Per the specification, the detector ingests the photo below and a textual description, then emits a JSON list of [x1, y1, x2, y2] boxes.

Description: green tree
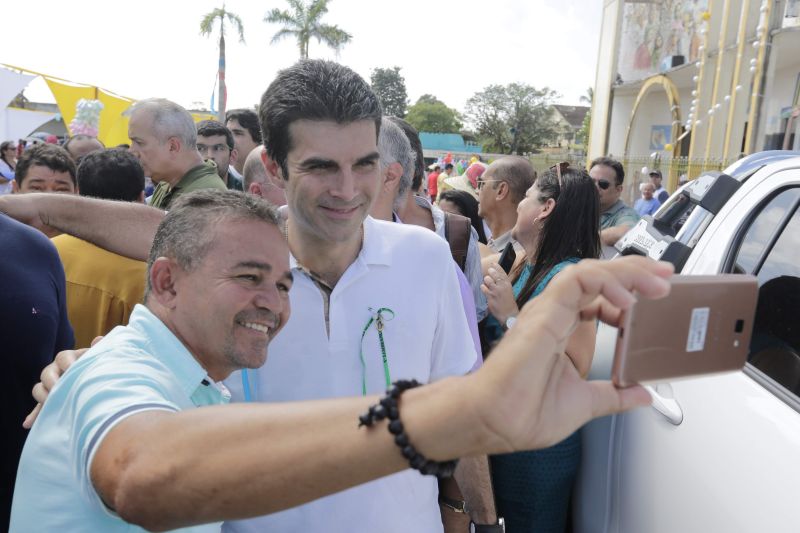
[[200, 5, 245, 122], [405, 96, 462, 133], [265, 0, 351, 59], [576, 87, 593, 147], [465, 83, 559, 154], [370, 67, 408, 118]]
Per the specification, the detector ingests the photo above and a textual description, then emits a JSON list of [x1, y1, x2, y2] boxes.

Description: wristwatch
[[504, 315, 517, 330], [470, 517, 505, 532]]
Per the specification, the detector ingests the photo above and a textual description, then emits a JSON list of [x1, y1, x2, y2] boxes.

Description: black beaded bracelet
[[358, 379, 458, 479]]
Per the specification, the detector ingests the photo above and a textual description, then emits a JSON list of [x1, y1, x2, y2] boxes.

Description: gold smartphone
[[612, 274, 759, 387]]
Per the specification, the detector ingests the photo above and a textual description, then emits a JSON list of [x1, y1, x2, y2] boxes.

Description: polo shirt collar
[[287, 215, 392, 271], [603, 199, 627, 217], [129, 304, 229, 405]]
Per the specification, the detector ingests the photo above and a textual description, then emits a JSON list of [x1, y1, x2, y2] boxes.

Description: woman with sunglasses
[[0, 141, 17, 195], [481, 165, 600, 532]]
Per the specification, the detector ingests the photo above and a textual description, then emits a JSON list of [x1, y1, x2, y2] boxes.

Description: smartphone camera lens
[[734, 319, 744, 333]]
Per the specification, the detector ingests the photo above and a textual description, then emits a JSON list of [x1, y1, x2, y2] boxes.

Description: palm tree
[[200, 5, 245, 122], [265, 0, 352, 59], [580, 87, 594, 106]]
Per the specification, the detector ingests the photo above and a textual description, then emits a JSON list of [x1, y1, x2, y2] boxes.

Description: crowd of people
[[0, 59, 675, 533]]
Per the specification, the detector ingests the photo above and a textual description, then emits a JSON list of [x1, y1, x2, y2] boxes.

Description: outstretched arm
[[0, 193, 162, 261], [90, 257, 669, 531]]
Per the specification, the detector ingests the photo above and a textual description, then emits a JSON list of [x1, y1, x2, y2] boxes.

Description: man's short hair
[[445, 163, 454, 171], [387, 116, 425, 192], [243, 146, 268, 190], [488, 156, 536, 204], [129, 98, 197, 149], [590, 156, 625, 185], [225, 108, 262, 144], [77, 148, 144, 202], [378, 118, 415, 207], [15, 144, 77, 188], [259, 59, 383, 179], [145, 190, 281, 299], [197, 120, 234, 150]]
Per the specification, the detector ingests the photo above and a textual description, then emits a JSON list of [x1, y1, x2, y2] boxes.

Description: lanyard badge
[[359, 307, 395, 395]]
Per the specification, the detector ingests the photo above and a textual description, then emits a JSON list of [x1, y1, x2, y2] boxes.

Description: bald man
[[63, 135, 104, 163], [242, 146, 286, 207]]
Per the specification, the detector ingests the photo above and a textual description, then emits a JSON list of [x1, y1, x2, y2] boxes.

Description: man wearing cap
[[649, 170, 669, 203]]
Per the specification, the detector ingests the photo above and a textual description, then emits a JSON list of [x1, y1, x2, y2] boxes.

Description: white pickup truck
[[574, 151, 800, 533]]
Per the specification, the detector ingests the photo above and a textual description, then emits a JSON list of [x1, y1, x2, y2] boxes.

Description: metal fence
[[526, 154, 735, 205]]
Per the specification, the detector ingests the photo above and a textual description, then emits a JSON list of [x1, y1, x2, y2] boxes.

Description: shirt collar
[[603, 199, 627, 216], [287, 215, 392, 273], [129, 304, 227, 404]]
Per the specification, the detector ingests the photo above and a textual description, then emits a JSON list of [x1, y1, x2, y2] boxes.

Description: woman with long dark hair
[[437, 189, 489, 244], [0, 141, 17, 195], [481, 164, 600, 532]]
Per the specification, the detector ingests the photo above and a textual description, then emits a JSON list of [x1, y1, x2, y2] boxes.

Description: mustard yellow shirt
[[51, 235, 146, 348]]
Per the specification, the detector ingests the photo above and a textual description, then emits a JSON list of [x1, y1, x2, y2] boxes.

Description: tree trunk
[[218, 31, 227, 122]]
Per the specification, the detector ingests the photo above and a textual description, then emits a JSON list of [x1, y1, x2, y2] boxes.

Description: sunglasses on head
[[549, 161, 569, 189]]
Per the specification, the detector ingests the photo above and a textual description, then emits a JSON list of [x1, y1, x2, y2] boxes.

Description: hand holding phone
[[498, 242, 517, 274], [612, 274, 758, 387]]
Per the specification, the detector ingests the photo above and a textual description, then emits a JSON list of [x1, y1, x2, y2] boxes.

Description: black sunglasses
[[596, 179, 612, 190]]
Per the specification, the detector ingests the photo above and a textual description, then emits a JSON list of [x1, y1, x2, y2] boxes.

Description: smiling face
[[172, 220, 292, 379], [281, 119, 381, 244]]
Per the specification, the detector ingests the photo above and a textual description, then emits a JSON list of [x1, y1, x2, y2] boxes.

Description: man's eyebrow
[[356, 152, 380, 165], [233, 261, 273, 272], [298, 157, 338, 169]]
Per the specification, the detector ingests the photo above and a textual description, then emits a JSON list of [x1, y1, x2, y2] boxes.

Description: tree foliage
[[370, 67, 408, 118], [576, 87, 593, 146], [265, 0, 351, 58], [465, 83, 560, 154], [405, 95, 462, 133]]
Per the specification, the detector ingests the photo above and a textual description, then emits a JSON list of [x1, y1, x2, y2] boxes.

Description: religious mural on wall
[[619, 0, 709, 83]]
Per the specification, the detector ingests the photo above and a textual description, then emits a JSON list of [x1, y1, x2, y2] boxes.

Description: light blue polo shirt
[[10, 304, 229, 532]]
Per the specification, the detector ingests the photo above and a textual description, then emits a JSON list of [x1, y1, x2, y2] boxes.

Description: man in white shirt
[[222, 60, 495, 533]]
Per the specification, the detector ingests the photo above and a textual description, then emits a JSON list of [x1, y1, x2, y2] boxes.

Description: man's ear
[[384, 162, 403, 192], [495, 181, 510, 202], [248, 182, 263, 197], [148, 257, 180, 309], [261, 148, 285, 182], [167, 136, 182, 155], [229, 147, 238, 167]]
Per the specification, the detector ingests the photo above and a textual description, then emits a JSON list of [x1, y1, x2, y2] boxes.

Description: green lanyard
[[359, 307, 395, 396]]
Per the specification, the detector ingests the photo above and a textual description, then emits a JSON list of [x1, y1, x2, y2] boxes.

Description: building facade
[[589, 0, 800, 194]]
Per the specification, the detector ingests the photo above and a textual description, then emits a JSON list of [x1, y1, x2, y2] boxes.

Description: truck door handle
[[645, 384, 684, 425]]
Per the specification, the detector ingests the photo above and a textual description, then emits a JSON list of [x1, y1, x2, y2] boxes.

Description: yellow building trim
[[623, 75, 683, 190], [704, 0, 733, 161], [723, 0, 752, 159], [688, 2, 714, 163], [744, 0, 774, 153]]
